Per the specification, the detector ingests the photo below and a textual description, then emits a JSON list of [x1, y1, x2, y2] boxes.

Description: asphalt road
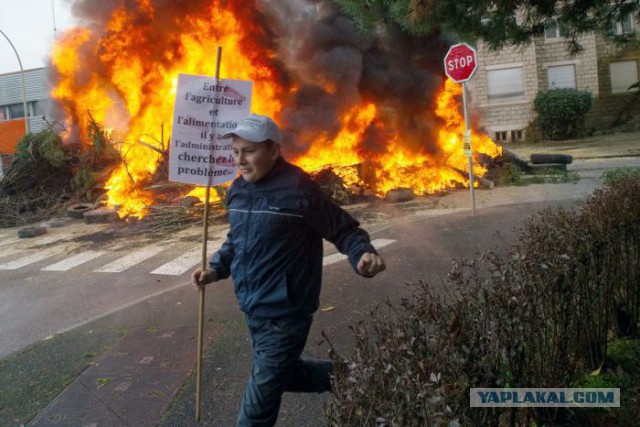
[[2, 153, 639, 360]]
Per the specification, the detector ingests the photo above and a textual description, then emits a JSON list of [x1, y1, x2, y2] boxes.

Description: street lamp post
[[0, 29, 30, 136]]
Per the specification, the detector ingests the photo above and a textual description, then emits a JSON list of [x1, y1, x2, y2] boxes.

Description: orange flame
[[291, 79, 501, 196], [51, 2, 283, 218], [50, 2, 501, 218]]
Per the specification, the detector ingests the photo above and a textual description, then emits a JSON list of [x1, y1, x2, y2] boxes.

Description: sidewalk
[[29, 326, 219, 426], [502, 130, 640, 160], [9, 131, 640, 426]]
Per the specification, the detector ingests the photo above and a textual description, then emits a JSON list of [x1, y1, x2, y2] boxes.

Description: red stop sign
[[444, 43, 478, 83]]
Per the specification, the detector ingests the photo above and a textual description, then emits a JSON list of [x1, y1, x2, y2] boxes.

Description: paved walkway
[[29, 326, 218, 427]]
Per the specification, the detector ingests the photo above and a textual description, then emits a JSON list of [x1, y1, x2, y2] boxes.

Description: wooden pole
[[196, 46, 223, 422]]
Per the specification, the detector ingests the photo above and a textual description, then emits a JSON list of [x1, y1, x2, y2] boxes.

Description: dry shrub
[[327, 174, 640, 426]]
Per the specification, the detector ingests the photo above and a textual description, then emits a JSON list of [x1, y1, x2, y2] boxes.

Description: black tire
[[67, 203, 94, 219], [384, 188, 414, 203], [18, 225, 48, 238], [530, 153, 573, 164]]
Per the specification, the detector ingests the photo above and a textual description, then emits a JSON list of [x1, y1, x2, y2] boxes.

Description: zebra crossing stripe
[[150, 240, 223, 276], [150, 247, 201, 276], [0, 233, 72, 249], [322, 252, 347, 266], [371, 238, 396, 250], [32, 233, 73, 246], [0, 247, 24, 259], [0, 237, 396, 274], [322, 238, 396, 266], [94, 244, 170, 273], [42, 250, 107, 272], [0, 245, 77, 270], [0, 237, 21, 248]]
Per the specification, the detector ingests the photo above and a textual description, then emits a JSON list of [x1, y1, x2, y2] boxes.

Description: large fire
[[50, 0, 501, 218]]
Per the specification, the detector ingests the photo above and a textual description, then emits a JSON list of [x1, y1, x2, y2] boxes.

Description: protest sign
[[169, 74, 252, 186]]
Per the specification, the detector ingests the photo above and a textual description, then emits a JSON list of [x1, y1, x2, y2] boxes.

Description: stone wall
[[470, 31, 640, 140], [533, 33, 599, 95], [590, 36, 640, 129], [470, 43, 538, 141]]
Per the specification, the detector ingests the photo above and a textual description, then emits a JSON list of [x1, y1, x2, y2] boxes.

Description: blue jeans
[[237, 315, 332, 427]]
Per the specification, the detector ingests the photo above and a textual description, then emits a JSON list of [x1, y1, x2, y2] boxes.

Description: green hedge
[[533, 89, 592, 140], [327, 174, 640, 426]]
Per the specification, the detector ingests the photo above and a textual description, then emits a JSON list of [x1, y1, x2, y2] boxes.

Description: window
[[610, 12, 636, 35], [511, 130, 525, 141], [610, 60, 639, 93], [0, 108, 5, 121], [33, 100, 50, 117], [487, 67, 525, 103], [8, 103, 25, 119], [495, 131, 508, 142], [544, 18, 569, 40], [548, 65, 576, 89]]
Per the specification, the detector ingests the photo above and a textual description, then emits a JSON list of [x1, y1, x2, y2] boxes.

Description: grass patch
[[0, 329, 124, 425], [490, 163, 580, 186], [602, 167, 640, 184], [516, 169, 580, 185]]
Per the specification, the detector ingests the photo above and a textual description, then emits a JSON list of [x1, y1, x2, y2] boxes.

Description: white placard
[[169, 74, 252, 186]]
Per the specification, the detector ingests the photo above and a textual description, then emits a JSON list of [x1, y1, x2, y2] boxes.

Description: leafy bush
[[327, 175, 640, 426], [533, 89, 592, 140], [15, 129, 67, 167]]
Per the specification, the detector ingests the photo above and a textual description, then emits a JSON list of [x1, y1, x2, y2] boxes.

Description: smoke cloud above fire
[[53, 0, 447, 156], [266, 0, 450, 158]]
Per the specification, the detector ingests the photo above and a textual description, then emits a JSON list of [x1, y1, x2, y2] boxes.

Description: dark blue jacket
[[210, 157, 377, 319]]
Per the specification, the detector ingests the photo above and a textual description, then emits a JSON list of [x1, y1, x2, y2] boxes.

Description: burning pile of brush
[[44, 0, 502, 222]]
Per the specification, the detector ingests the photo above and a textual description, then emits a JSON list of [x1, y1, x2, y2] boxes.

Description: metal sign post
[[443, 42, 478, 215]]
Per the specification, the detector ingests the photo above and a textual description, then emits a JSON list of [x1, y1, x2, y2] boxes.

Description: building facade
[[0, 67, 52, 154], [469, 20, 640, 143], [0, 67, 54, 177]]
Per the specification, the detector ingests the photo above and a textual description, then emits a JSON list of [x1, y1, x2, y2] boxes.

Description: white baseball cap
[[221, 114, 281, 144]]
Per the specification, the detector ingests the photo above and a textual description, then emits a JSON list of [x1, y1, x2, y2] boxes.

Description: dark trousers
[[237, 315, 332, 427]]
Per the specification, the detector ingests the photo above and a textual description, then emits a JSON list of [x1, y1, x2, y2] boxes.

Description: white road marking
[[42, 250, 107, 272], [0, 244, 78, 270], [322, 238, 396, 266], [0, 236, 396, 274], [0, 237, 21, 248], [94, 244, 171, 273], [0, 247, 24, 259], [32, 233, 72, 246], [0, 232, 71, 249], [371, 238, 396, 250], [322, 252, 347, 266], [150, 240, 223, 276]]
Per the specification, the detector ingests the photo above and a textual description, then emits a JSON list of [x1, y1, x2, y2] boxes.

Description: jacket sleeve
[[209, 231, 234, 280], [208, 186, 236, 280], [305, 185, 377, 274]]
